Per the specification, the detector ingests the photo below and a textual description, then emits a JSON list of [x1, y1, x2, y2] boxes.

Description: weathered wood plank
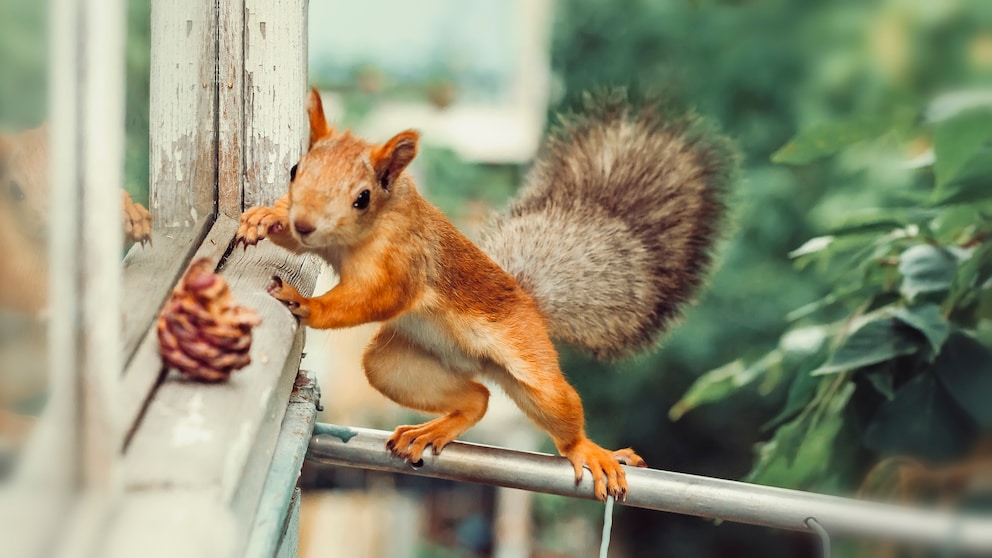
[[115, 2, 317, 557], [120, 215, 239, 445], [121, 0, 222, 365], [122, 242, 319, 552], [149, 0, 216, 227], [243, 0, 308, 207], [218, 0, 245, 218], [120, 215, 213, 363], [244, 370, 320, 558], [102, 491, 238, 558]]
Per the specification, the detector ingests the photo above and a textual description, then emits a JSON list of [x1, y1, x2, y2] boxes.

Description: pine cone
[[157, 258, 262, 382]]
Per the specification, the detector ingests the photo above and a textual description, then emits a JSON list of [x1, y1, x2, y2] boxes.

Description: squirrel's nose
[[293, 219, 316, 236]]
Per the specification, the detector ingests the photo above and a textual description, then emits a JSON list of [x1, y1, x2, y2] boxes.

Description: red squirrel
[[235, 88, 736, 500], [0, 123, 153, 316]]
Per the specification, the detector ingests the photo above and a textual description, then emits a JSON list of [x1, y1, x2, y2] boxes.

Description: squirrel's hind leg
[[363, 326, 490, 464], [485, 339, 647, 501]]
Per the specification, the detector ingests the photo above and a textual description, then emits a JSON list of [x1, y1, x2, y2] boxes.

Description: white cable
[[600, 495, 615, 558], [806, 517, 831, 558]]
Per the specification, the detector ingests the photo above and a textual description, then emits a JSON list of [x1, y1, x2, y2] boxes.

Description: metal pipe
[[307, 424, 992, 553]]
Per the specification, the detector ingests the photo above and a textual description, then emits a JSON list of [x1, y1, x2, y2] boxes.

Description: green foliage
[[674, 93, 992, 492], [933, 109, 992, 191], [771, 114, 910, 165]]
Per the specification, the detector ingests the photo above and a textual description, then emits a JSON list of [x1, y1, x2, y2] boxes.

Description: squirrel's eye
[[289, 163, 298, 182], [353, 189, 370, 210], [8, 181, 24, 202]]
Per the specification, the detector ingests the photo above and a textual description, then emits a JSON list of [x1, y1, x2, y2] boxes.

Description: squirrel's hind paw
[[564, 439, 642, 502], [386, 416, 470, 464], [613, 447, 647, 468]]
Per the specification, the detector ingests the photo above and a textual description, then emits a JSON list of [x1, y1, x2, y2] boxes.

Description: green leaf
[[864, 373, 976, 463], [827, 208, 933, 237], [887, 304, 950, 353], [669, 355, 776, 420], [813, 317, 920, 375], [865, 370, 896, 400], [748, 383, 854, 489], [934, 331, 992, 428], [771, 117, 895, 165], [948, 242, 992, 311], [933, 109, 992, 189], [899, 244, 959, 300], [788, 235, 834, 258], [763, 368, 822, 431], [786, 285, 877, 322], [929, 150, 992, 206], [930, 206, 983, 242]]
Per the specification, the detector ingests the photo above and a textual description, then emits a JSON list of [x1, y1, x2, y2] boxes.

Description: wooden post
[[2, 0, 125, 553], [243, 0, 309, 208], [119, 0, 221, 359], [13, 0, 129, 555], [217, 0, 246, 219], [78, 0, 126, 492], [107, 1, 318, 556], [148, 0, 217, 228]]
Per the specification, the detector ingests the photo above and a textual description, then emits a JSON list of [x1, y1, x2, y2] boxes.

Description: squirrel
[[235, 87, 736, 501], [0, 123, 153, 316]]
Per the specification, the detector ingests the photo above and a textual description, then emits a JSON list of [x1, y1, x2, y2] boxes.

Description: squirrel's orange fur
[[237, 89, 653, 500]]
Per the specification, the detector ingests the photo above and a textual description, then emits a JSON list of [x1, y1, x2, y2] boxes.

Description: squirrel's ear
[[371, 130, 419, 191], [307, 86, 333, 148]]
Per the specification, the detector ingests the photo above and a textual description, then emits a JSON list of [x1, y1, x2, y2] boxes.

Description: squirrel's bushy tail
[[480, 90, 738, 360]]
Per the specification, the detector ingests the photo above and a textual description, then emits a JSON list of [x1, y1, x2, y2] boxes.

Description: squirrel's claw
[[563, 439, 638, 502], [386, 419, 467, 466], [613, 447, 647, 468], [237, 206, 287, 250], [267, 276, 309, 322]]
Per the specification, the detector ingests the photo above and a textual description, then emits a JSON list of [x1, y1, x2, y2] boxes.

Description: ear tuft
[[371, 130, 419, 190], [307, 86, 333, 148]]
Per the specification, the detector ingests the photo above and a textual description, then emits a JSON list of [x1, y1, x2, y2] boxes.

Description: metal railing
[[307, 423, 992, 554]]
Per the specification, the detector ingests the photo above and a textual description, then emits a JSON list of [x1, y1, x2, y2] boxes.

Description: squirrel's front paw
[[267, 276, 310, 322], [562, 439, 645, 502], [236, 206, 286, 248], [122, 190, 153, 246]]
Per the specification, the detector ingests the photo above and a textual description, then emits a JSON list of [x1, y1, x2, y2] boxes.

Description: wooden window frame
[[112, 0, 318, 555], [3, 1, 318, 556]]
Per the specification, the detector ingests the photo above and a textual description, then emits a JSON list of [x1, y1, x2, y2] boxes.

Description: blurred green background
[[0, 0, 150, 208]]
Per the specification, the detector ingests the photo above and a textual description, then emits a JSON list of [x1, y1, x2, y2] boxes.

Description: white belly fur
[[389, 312, 484, 374]]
